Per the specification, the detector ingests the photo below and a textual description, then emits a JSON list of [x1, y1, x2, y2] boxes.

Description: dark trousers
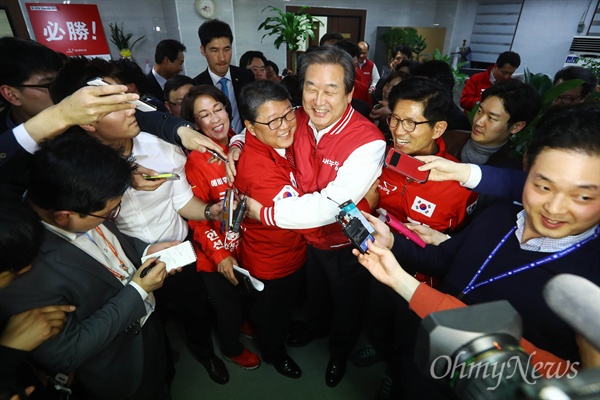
[[253, 267, 302, 361], [306, 245, 372, 357], [201, 271, 244, 357], [154, 264, 214, 359]]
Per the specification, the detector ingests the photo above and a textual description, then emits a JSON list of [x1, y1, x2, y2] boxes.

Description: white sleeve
[[273, 140, 385, 229], [461, 164, 482, 189], [170, 146, 194, 210], [370, 64, 380, 87], [229, 128, 247, 146], [13, 123, 39, 154]]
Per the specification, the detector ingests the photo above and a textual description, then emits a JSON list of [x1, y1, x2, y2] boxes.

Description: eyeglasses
[[553, 94, 583, 104], [12, 82, 53, 90], [168, 101, 183, 107], [79, 202, 122, 222], [252, 108, 296, 130], [386, 114, 433, 132]]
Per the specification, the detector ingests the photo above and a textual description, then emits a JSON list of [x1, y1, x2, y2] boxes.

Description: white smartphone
[[86, 77, 157, 112]]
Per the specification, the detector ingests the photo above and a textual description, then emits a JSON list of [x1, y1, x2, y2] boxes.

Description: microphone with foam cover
[[543, 273, 600, 351]]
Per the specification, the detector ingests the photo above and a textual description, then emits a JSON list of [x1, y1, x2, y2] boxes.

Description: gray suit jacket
[[0, 222, 158, 399]]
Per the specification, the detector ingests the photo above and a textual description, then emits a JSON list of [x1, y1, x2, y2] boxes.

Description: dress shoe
[[325, 357, 347, 388], [198, 356, 230, 384], [269, 355, 302, 379]]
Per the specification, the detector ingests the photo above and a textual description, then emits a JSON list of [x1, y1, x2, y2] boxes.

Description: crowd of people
[[0, 16, 599, 400]]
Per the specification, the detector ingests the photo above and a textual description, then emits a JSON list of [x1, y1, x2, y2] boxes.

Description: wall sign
[[25, 3, 110, 58]]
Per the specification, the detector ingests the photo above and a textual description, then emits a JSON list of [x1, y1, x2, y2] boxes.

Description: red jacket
[[377, 138, 479, 232], [262, 106, 384, 249], [459, 65, 493, 111], [235, 132, 322, 280], [356, 58, 376, 88], [185, 142, 235, 272]]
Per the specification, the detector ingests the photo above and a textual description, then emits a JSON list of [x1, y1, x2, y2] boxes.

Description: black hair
[[334, 40, 360, 59], [481, 80, 541, 126], [28, 128, 135, 214], [384, 71, 409, 86], [154, 39, 186, 64], [319, 32, 344, 46], [112, 58, 148, 94], [163, 75, 194, 101], [180, 84, 232, 125], [298, 45, 355, 95], [266, 60, 279, 75], [50, 57, 118, 103], [388, 76, 452, 126], [394, 45, 413, 60], [0, 37, 63, 105], [411, 60, 455, 93], [553, 66, 598, 98], [280, 75, 301, 107], [239, 80, 291, 122], [0, 192, 44, 273], [496, 51, 521, 68], [198, 19, 233, 47], [526, 103, 600, 169], [395, 59, 415, 72], [239, 51, 267, 69]]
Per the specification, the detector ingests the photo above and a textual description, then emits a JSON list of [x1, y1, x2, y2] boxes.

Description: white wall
[[512, 0, 598, 76]]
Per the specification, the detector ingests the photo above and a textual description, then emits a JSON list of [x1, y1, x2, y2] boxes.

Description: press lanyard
[[458, 226, 599, 299], [86, 227, 130, 281]]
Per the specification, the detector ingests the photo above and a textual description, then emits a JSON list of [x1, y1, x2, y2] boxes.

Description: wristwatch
[[204, 202, 215, 221]]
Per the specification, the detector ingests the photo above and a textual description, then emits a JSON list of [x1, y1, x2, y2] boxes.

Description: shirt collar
[[42, 220, 83, 241], [515, 209, 599, 252], [152, 68, 167, 89], [208, 68, 232, 86]]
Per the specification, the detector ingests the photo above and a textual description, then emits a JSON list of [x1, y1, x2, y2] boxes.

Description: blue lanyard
[[458, 226, 599, 299]]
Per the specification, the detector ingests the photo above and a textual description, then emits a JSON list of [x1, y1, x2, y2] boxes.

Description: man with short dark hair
[[446, 79, 540, 170], [146, 39, 186, 102], [193, 19, 254, 133], [239, 50, 268, 81], [552, 65, 598, 106], [0, 131, 175, 400], [163, 75, 194, 117], [460, 50, 521, 111]]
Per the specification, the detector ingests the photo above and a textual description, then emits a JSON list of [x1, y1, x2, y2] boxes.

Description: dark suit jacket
[[0, 222, 163, 400], [145, 70, 165, 102], [192, 65, 254, 122]]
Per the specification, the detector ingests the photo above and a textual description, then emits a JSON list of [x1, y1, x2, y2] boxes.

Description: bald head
[[358, 41, 369, 64]]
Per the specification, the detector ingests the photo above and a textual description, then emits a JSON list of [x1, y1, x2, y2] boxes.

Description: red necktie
[[285, 147, 296, 168]]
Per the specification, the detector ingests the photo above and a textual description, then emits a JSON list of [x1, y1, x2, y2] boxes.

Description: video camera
[[415, 274, 600, 400]]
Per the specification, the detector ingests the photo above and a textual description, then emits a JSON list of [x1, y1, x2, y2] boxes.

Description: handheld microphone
[[543, 273, 600, 350]]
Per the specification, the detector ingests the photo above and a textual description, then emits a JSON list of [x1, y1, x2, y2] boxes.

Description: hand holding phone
[[385, 148, 429, 183]]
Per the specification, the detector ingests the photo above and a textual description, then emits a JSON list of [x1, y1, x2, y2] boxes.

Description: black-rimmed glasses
[[252, 108, 297, 130], [386, 114, 433, 132], [79, 202, 122, 222]]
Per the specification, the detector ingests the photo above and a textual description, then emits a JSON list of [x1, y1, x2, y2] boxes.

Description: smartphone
[[143, 173, 180, 181], [373, 103, 384, 110], [86, 77, 157, 112], [376, 208, 426, 248], [207, 148, 228, 163], [221, 188, 235, 232], [335, 200, 376, 253], [385, 148, 429, 183]]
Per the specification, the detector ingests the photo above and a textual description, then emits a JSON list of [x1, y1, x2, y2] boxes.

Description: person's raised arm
[[23, 85, 138, 144]]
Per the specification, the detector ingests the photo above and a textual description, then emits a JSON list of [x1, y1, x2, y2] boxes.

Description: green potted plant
[[380, 27, 427, 61], [108, 22, 144, 59], [258, 5, 322, 74]]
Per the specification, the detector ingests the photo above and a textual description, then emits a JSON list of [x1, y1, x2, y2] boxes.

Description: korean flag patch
[[411, 196, 436, 217], [273, 185, 299, 202]]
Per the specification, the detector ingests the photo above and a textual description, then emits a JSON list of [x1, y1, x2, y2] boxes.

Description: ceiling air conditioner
[[564, 36, 600, 67]]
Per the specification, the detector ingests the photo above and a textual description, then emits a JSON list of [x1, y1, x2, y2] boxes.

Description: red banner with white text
[[25, 3, 110, 58]]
